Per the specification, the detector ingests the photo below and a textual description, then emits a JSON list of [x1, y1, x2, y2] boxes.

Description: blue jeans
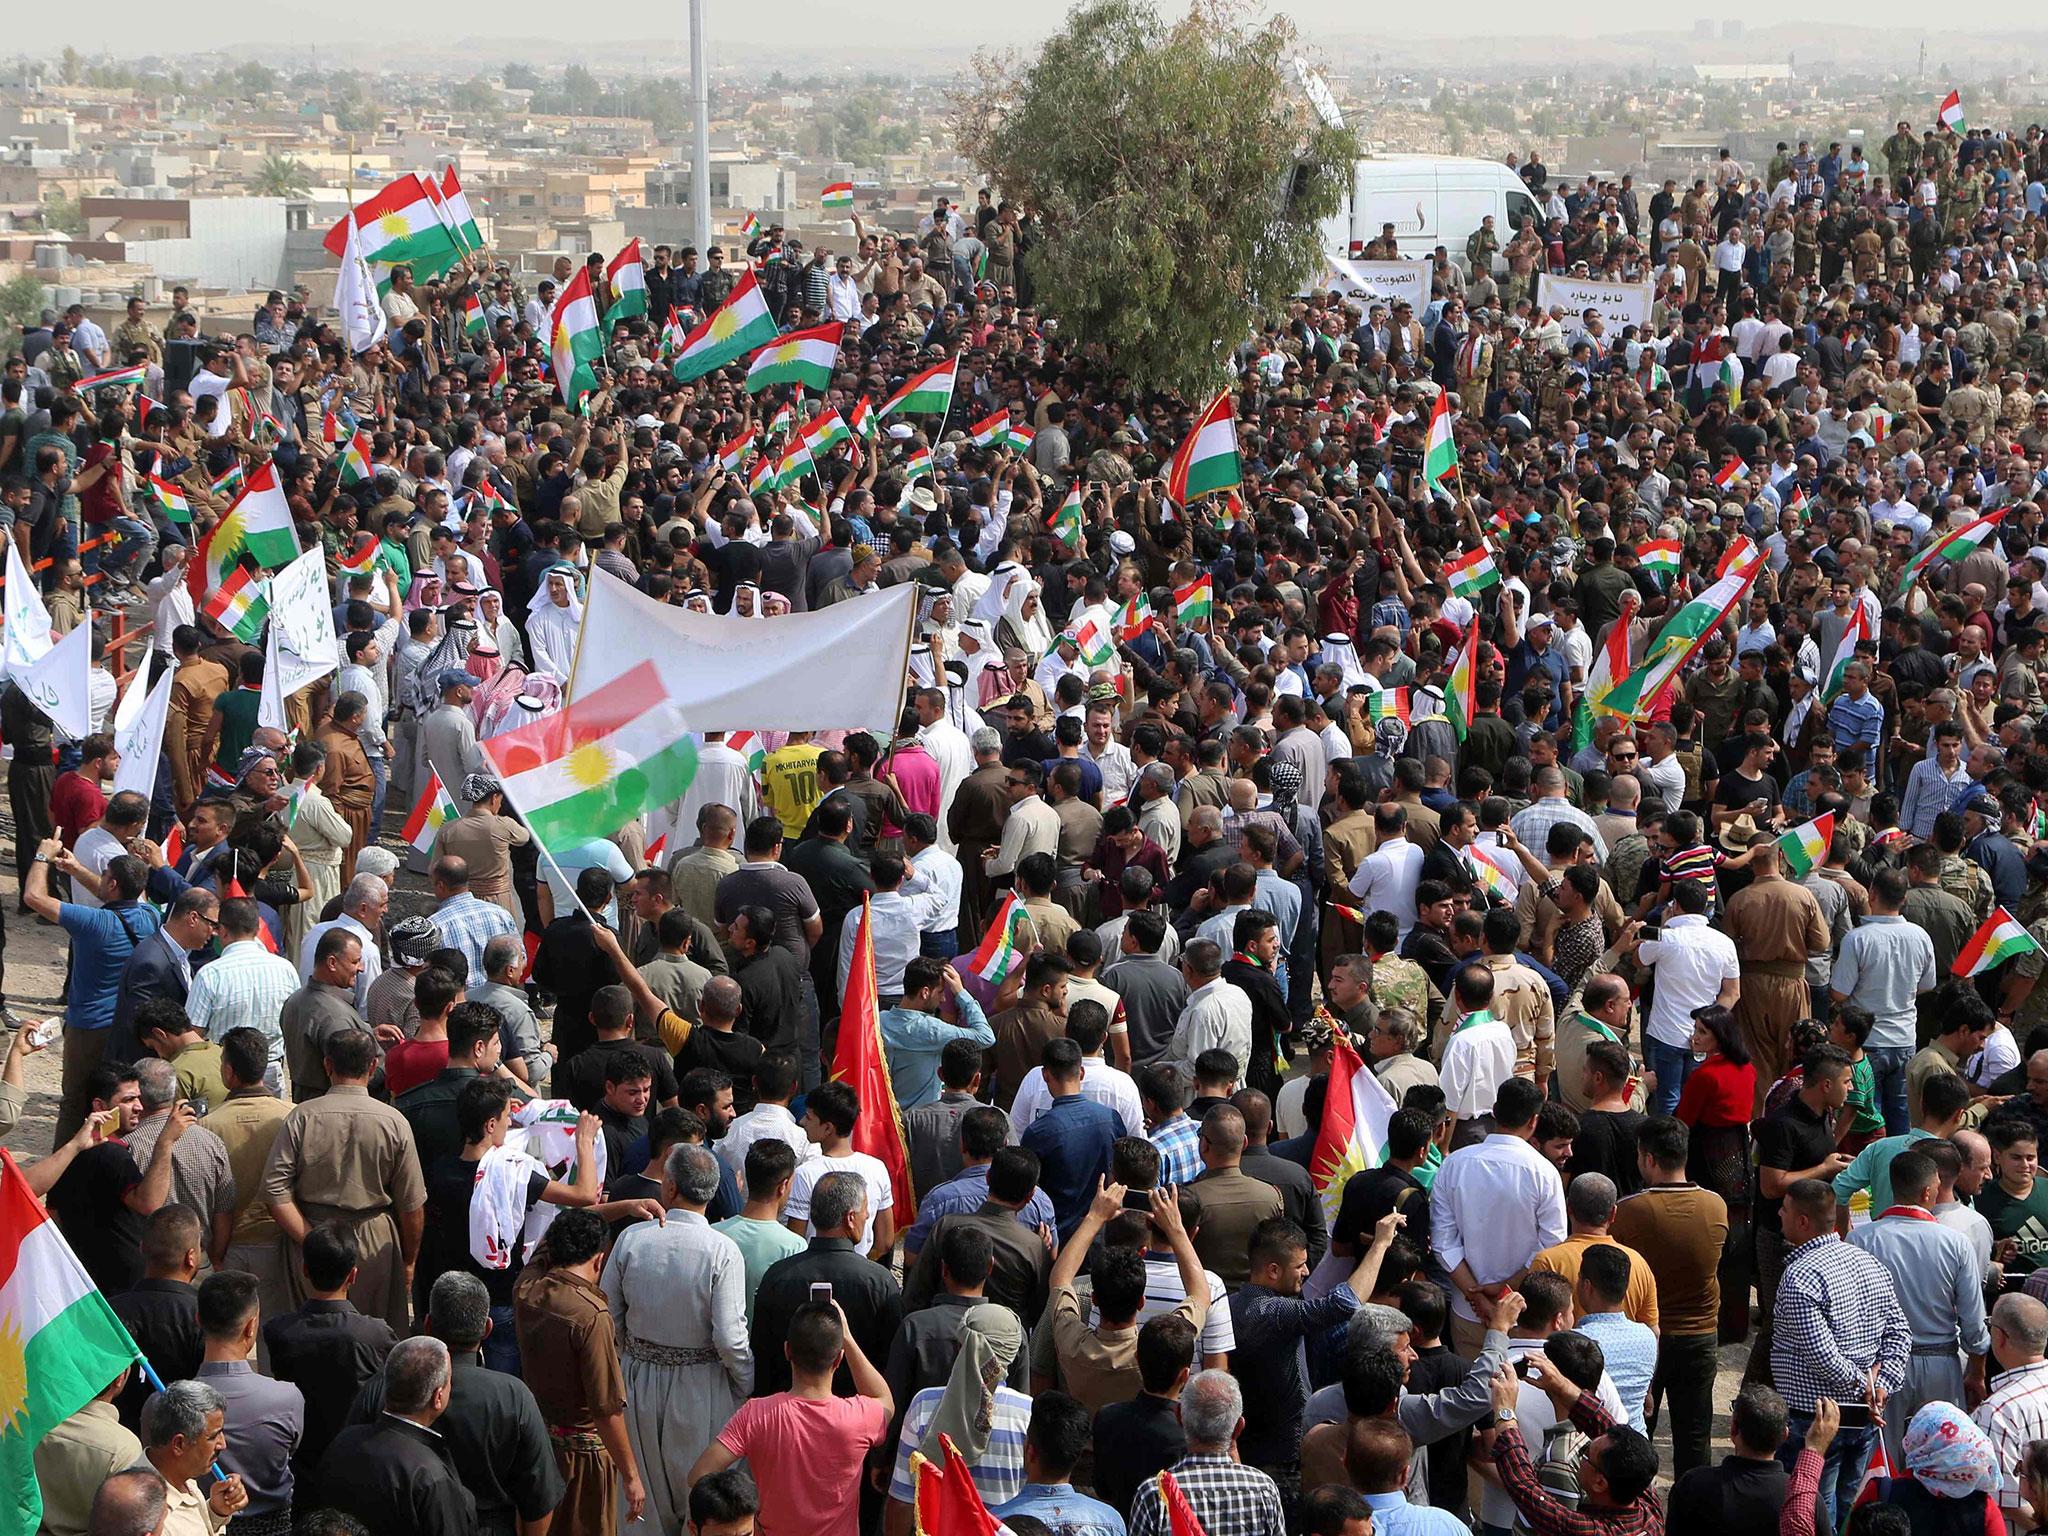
[[367, 752, 388, 843], [1865, 1045, 1912, 1136], [1646, 1038, 1697, 1116], [87, 515, 155, 580], [483, 1303, 521, 1375], [920, 929, 959, 960], [1779, 1414, 1876, 1532]]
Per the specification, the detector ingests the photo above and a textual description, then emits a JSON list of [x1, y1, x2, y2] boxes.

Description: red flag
[[220, 877, 279, 954], [832, 895, 916, 1227], [912, 1434, 1007, 1536], [1159, 1470, 1211, 1536]]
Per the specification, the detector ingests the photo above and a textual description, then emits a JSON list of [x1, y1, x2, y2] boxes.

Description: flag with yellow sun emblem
[[671, 269, 779, 383], [483, 661, 698, 852], [0, 1151, 141, 1535]]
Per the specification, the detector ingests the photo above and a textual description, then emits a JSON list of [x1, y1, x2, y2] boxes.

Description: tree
[[0, 273, 47, 334], [233, 61, 278, 96], [250, 155, 311, 199], [451, 77, 498, 118], [954, 0, 1354, 397], [502, 62, 541, 91], [41, 193, 84, 237]]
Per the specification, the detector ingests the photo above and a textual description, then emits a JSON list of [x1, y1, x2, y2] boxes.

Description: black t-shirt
[[1755, 1096, 1837, 1229], [48, 1140, 146, 1295], [1714, 768, 1780, 816], [564, 1039, 678, 1114], [419, 1154, 548, 1308], [677, 1026, 765, 1110], [1567, 1109, 1646, 1197]]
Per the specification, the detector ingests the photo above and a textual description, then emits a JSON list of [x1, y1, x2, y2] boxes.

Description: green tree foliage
[[502, 62, 541, 91], [954, 0, 1355, 397], [450, 77, 499, 118], [0, 274, 48, 337], [41, 193, 84, 237], [250, 155, 311, 199]]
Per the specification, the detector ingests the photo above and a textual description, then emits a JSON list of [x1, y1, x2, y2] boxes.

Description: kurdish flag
[[188, 461, 301, 603], [1599, 563, 1762, 721], [1174, 574, 1213, 626], [462, 292, 486, 337], [1716, 534, 1764, 582], [339, 429, 374, 486], [1114, 593, 1156, 641], [1638, 539, 1681, 584], [1366, 688, 1411, 726], [1469, 846, 1516, 901], [736, 211, 762, 241], [1048, 483, 1085, 550], [717, 431, 757, 474], [969, 409, 1011, 447], [210, 463, 246, 500], [1896, 506, 2008, 597], [1308, 1030, 1397, 1221], [821, 181, 855, 213], [744, 322, 842, 394], [202, 563, 271, 644], [0, 1150, 146, 1536], [726, 730, 768, 779], [1443, 616, 1479, 742], [1713, 458, 1749, 491], [1585, 608, 1636, 719], [1821, 600, 1873, 701], [1164, 391, 1241, 505], [483, 660, 698, 852], [323, 173, 461, 280], [605, 238, 648, 322], [798, 408, 851, 459], [488, 354, 508, 397], [145, 469, 191, 525], [898, 447, 934, 484], [658, 315, 690, 359], [881, 356, 959, 420], [768, 401, 796, 438], [1782, 483, 1810, 517], [1422, 389, 1457, 491], [70, 364, 148, 394], [1444, 544, 1499, 599], [673, 269, 779, 382], [338, 535, 380, 577], [748, 454, 778, 495], [1777, 812, 1834, 879], [548, 267, 606, 411], [776, 439, 817, 490], [1071, 610, 1116, 668], [849, 396, 877, 442], [439, 167, 483, 250], [1939, 89, 1967, 133], [1955, 907, 2040, 976], [1003, 423, 1035, 453], [403, 769, 458, 857], [968, 892, 1034, 986]]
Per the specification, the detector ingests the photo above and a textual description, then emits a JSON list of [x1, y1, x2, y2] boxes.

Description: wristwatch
[[1495, 1408, 1516, 1424]]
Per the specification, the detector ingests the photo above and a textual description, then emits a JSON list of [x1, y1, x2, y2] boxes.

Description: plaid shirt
[[1974, 1358, 2048, 1483], [1131, 1456, 1284, 1536], [1492, 1392, 1662, 1536], [1768, 1233, 1911, 1416], [186, 939, 302, 1081], [430, 892, 522, 987], [1149, 1113, 1202, 1187]]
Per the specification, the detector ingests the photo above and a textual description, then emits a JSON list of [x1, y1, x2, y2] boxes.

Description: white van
[[1320, 154, 1545, 274]]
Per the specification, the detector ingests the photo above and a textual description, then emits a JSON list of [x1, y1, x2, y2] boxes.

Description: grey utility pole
[[690, 0, 711, 254]]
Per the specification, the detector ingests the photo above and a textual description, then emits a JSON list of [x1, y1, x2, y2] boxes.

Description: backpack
[[1510, 1416, 1589, 1536]]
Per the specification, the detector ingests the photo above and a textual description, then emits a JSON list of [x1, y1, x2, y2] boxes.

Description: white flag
[[260, 549, 340, 739], [337, 212, 389, 355], [15, 619, 91, 739], [111, 666, 174, 801], [1, 541, 53, 680]]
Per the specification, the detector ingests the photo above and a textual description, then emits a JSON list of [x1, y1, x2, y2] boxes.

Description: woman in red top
[[1675, 1002, 1758, 1340]]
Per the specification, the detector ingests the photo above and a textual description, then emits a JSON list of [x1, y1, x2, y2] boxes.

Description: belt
[[622, 1337, 722, 1368], [548, 1425, 606, 1452], [1911, 1341, 1966, 1357], [1747, 960, 1808, 979]]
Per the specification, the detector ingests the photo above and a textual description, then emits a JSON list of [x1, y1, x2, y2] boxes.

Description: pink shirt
[[886, 744, 943, 833], [718, 1393, 889, 1536]]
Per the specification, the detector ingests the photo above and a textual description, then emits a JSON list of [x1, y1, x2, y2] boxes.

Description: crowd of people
[[20, 118, 2048, 1536]]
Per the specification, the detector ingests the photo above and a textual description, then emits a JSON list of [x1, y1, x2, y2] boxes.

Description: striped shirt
[[186, 939, 303, 1083], [1577, 1311, 1659, 1432], [888, 1384, 1032, 1506], [1974, 1359, 2048, 1485]]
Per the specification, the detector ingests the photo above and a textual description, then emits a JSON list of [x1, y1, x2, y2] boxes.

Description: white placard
[[1536, 273, 1654, 332], [1317, 257, 1431, 315]]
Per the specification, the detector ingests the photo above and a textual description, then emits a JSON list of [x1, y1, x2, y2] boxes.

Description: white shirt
[[1349, 834, 1424, 941], [1010, 1056, 1145, 1139], [1084, 739, 1138, 807], [1638, 752, 1686, 817], [901, 846, 963, 936], [918, 721, 977, 853], [189, 369, 231, 436], [1438, 1015, 1518, 1120], [1637, 913, 1740, 1048], [717, 1101, 816, 1180], [1166, 978, 1253, 1082], [1430, 1132, 1567, 1321], [837, 890, 936, 1003], [70, 826, 127, 911], [147, 568, 196, 656], [826, 273, 863, 322], [786, 1149, 894, 1254]]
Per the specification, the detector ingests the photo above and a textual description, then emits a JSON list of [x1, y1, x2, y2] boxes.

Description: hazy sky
[[14, 2, 2048, 59]]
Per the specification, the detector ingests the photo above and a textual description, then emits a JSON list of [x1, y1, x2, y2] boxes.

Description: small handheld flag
[[1955, 907, 2041, 977]]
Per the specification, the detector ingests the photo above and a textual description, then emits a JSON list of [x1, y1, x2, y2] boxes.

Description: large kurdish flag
[[605, 238, 648, 322], [485, 661, 698, 850], [0, 1151, 143, 1536], [1444, 544, 1499, 599], [968, 893, 1032, 986], [674, 270, 780, 382], [188, 462, 301, 603], [1896, 506, 2007, 597], [322, 173, 462, 282], [1443, 616, 1479, 741], [1165, 391, 1241, 505], [1956, 907, 2040, 976], [548, 268, 605, 411], [881, 357, 958, 419], [203, 564, 271, 644], [745, 322, 843, 394]]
